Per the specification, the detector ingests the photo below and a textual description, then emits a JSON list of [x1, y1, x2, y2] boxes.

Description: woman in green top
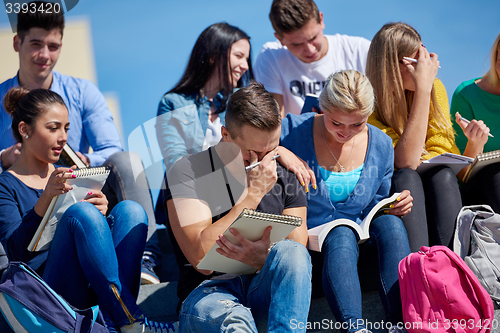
[[451, 32, 500, 212]]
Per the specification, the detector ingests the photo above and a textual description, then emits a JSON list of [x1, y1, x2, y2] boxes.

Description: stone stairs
[[1, 226, 499, 332]]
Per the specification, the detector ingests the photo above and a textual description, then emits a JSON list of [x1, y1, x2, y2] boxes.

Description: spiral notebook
[[197, 208, 302, 274], [28, 166, 110, 252], [463, 150, 500, 183]]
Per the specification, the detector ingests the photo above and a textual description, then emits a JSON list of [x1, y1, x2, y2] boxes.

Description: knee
[[112, 200, 148, 227], [372, 215, 409, 244], [431, 166, 459, 185], [269, 240, 311, 274], [323, 226, 358, 252], [392, 168, 420, 183], [393, 168, 421, 187], [106, 151, 144, 172], [60, 202, 107, 229], [62, 201, 103, 221]]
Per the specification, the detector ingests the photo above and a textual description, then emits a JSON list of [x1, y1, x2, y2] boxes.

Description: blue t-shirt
[[320, 164, 364, 205]]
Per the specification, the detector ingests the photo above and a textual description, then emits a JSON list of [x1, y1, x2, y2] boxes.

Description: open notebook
[[464, 150, 500, 183], [28, 166, 110, 252], [197, 208, 302, 274]]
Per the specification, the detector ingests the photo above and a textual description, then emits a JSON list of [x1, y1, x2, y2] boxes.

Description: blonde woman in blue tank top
[[281, 70, 412, 333]]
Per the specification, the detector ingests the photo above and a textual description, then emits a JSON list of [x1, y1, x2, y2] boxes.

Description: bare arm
[[167, 150, 279, 274], [283, 206, 308, 247], [276, 146, 317, 190], [394, 46, 439, 169]]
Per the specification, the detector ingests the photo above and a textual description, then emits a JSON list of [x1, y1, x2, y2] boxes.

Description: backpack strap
[[208, 147, 235, 207]]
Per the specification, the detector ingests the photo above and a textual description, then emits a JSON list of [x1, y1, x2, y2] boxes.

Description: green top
[[451, 78, 500, 154]]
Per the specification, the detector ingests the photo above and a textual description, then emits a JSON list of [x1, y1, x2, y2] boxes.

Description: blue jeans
[[179, 240, 312, 333], [42, 200, 147, 328], [321, 215, 410, 333]]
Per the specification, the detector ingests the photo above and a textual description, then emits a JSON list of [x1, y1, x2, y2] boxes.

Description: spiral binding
[[477, 150, 500, 162], [240, 208, 302, 226], [72, 166, 110, 177]]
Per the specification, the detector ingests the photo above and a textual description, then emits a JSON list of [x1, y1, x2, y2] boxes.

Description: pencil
[[245, 155, 280, 171], [403, 57, 441, 68], [459, 116, 494, 138]]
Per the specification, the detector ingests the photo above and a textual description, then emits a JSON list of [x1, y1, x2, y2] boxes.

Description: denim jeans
[[42, 200, 147, 328], [179, 240, 312, 333], [102, 151, 156, 240], [321, 215, 410, 333]]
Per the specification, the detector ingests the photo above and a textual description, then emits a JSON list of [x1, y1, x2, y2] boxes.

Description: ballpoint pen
[[458, 116, 494, 138], [245, 155, 280, 171], [403, 57, 441, 68]]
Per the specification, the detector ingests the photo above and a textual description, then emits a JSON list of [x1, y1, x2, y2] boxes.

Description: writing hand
[[247, 149, 278, 200], [455, 112, 489, 150]]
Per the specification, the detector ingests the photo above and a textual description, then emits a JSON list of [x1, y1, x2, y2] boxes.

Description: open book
[[197, 208, 302, 274], [308, 192, 401, 252], [417, 153, 473, 175], [57, 143, 87, 169], [463, 150, 500, 183], [28, 166, 110, 252]]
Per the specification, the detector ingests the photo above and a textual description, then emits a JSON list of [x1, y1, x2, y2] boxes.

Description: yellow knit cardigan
[[368, 79, 460, 161]]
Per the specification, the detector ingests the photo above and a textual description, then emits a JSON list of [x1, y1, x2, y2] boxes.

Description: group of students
[[0, 0, 499, 333]]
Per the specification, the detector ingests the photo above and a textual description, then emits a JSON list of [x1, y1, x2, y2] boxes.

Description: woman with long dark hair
[[156, 22, 253, 173]]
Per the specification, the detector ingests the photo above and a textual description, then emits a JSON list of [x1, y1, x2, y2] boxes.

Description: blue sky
[[1, 0, 499, 149]]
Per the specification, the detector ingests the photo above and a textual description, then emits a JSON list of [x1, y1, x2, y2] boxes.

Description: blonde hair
[[366, 22, 452, 137], [484, 32, 500, 86], [319, 70, 374, 116]]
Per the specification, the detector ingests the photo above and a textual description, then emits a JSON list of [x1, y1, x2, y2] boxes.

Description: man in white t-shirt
[[254, 0, 370, 116]]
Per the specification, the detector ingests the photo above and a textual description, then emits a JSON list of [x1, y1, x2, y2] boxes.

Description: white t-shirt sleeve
[[336, 35, 371, 73], [254, 42, 285, 96]]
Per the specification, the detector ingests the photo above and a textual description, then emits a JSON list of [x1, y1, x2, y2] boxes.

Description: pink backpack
[[398, 246, 494, 333]]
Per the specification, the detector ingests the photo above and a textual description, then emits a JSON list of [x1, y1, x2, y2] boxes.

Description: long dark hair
[[169, 22, 254, 113]]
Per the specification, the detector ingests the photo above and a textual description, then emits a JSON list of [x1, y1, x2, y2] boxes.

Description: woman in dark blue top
[[0, 87, 170, 332]]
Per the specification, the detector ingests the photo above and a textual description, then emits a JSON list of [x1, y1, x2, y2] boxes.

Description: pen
[[403, 57, 441, 68], [458, 116, 494, 138], [245, 155, 280, 171]]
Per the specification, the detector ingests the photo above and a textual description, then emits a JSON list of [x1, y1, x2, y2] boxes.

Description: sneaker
[[141, 256, 160, 285], [120, 317, 179, 333]]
